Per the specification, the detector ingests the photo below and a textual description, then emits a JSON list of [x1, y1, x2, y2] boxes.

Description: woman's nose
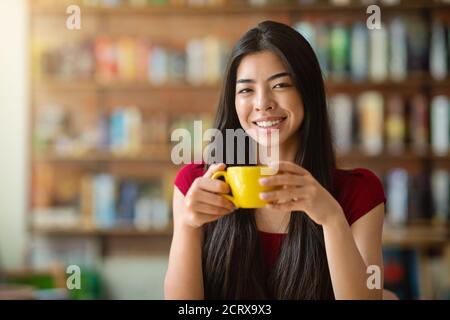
[[254, 91, 275, 112]]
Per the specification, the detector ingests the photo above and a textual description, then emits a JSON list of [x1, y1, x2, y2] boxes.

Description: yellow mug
[[211, 166, 276, 209]]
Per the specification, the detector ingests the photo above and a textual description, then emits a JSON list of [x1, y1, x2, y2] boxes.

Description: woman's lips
[[252, 117, 287, 130]]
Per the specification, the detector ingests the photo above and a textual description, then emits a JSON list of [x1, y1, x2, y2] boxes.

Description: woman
[[165, 20, 386, 300]]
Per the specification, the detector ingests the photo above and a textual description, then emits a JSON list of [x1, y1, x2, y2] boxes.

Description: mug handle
[[211, 171, 238, 208]]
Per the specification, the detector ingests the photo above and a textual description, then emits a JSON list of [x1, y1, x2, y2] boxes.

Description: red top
[[174, 163, 386, 273]]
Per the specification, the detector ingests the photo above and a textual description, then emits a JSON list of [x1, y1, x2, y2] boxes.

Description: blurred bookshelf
[[28, 0, 450, 299]]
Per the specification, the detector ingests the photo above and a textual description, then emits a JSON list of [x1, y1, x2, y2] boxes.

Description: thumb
[[203, 163, 226, 178]]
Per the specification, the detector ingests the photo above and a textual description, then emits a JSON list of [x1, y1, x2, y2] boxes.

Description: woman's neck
[[255, 207, 291, 234]]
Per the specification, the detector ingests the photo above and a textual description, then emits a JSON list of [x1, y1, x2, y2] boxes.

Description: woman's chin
[[256, 139, 281, 149]]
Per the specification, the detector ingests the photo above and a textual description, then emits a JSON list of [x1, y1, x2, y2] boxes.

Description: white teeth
[[255, 119, 283, 128]]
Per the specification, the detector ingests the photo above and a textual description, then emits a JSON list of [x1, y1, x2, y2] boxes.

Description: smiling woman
[[235, 51, 304, 156], [165, 20, 386, 300]]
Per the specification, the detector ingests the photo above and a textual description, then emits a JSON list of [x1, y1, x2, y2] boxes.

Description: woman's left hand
[[259, 161, 344, 226]]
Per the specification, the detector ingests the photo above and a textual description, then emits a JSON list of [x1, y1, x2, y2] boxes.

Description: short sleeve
[[173, 163, 206, 196], [340, 168, 386, 226]]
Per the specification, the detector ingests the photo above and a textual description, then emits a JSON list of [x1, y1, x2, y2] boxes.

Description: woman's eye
[[237, 88, 252, 94], [273, 83, 291, 89]]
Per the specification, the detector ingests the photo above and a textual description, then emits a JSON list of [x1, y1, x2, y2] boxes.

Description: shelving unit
[[28, 0, 450, 299]]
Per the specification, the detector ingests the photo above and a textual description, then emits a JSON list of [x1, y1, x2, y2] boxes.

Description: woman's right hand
[[181, 163, 236, 229]]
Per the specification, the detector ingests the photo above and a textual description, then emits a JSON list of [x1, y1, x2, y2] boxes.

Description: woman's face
[[235, 50, 304, 151]]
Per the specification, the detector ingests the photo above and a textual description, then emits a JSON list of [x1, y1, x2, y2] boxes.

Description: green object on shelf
[[7, 274, 54, 291], [67, 268, 102, 300], [6, 267, 103, 300]]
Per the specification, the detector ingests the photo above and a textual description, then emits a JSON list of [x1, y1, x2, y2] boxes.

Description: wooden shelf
[[31, 226, 173, 237], [34, 79, 219, 92], [32, 223, 450, 249], [33, 146, 172, 163], [30, 2, 450, 16], [383, 224, 450, 248], [33, 149, 450, 165]]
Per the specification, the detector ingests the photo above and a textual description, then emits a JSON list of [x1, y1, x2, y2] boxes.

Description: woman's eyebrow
[[267, 72, 291, 82], [236, 72, 291, 84]]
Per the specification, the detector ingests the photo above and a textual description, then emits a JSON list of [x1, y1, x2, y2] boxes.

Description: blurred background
[[0, 0, 449, 300]]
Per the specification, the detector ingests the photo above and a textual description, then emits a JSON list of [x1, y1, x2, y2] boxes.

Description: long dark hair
[[202, 20, 336, 299]]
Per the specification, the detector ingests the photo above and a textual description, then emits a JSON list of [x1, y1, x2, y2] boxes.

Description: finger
[[194, 189, 235, 211], [193, 201, 234, 216], [194, 212, 226, 226], [260, 187, 305, 203], [197, 177, 230, 194], [259, 173, 307, 187], [203, 163, 226, 179], [269, 161, 309, 176]]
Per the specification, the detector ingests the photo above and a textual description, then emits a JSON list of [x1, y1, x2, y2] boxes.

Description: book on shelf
[[385, 168, 409, 225], [136, 38, 150, 82], [78, 174, 171, 231], [405, 17, 429, 75], [384, 168, 449, 225], [34, 102, 214, 158], [28, 235, 102, 269], [383, 248, 421, 300], [409, 94, 429, 155], [328, 94, 353, 154], [32, 164, 54, 209], [389, 17, 407, 82], [186, 39, 204, 86], [168, 49, 187, 84], [204, 36, 222, 85], [430, 20, 448, 81], [35, 19, 450, 85], [32, 207, 80, 230], [149, 45, 169, 85], [94, 37, 117, 82], [431, 169, 450, 224], [357, 91, 384, 155], [117, 37, 138, 82], [117, 180, 139, 225], [350, 22, 368, 82], [385, 94, 406, 155], [430, 95, 449, 156], [80, 175, 95, 229], [329, 24, 350, 81], [292, 16, 450, 82], [315, 24, 329, 78], [109, 106, 143, 155], [369, 24, 388, 82], [40, 35, 228, 85], [93, 173, 117, 229], [408, 171, 434, 222]]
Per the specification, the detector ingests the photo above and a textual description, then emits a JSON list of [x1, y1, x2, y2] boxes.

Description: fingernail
[[260, 192, 268, 200], [259, 178, 268, 185]]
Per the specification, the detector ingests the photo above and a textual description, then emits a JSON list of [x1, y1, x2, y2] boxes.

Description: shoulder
[[173, 163, 206, 196], [333, 168, 386, 226]]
